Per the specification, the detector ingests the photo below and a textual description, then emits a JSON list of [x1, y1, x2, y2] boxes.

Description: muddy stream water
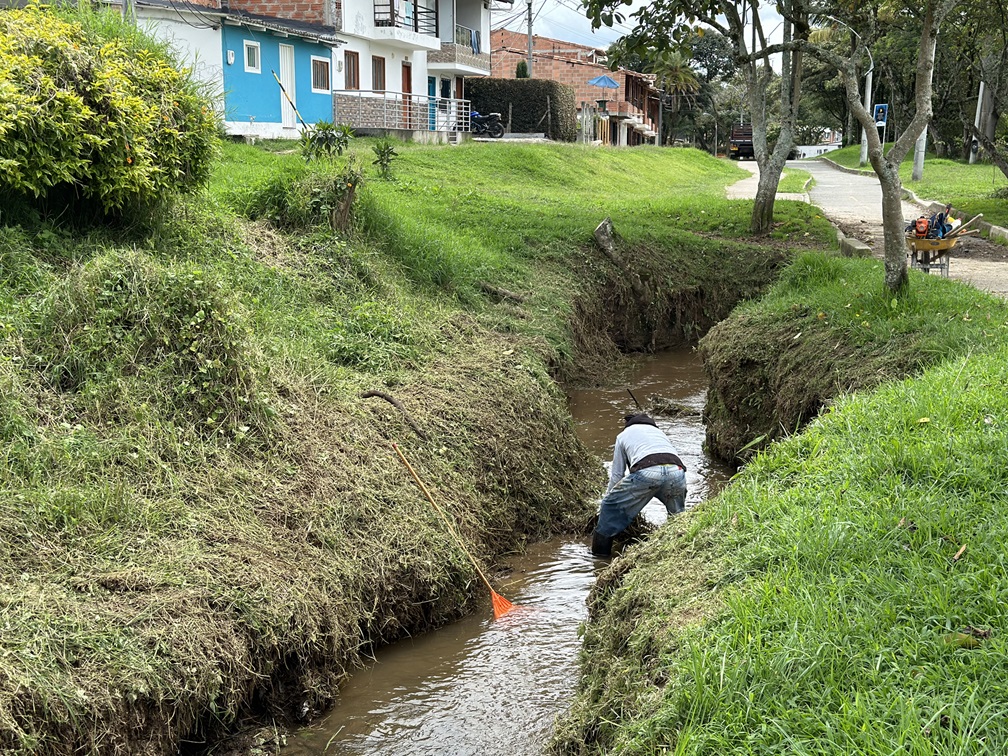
[[285, 347, 734, 756]]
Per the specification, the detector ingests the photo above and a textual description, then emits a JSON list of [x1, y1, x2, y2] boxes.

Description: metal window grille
[[312, 58, 331, 92]]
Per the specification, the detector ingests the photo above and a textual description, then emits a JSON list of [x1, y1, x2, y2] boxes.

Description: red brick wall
[[227, 0, 340, 27], [490, 28, 655, 126]]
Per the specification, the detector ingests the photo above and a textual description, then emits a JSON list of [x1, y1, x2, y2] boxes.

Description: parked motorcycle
[[470, 111, 505, 139]]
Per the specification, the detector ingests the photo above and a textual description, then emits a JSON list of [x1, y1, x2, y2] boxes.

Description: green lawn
[[777, 167, 813, 194]]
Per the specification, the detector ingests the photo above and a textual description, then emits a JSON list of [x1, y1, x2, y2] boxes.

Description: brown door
[[401, 62, 412, 128]]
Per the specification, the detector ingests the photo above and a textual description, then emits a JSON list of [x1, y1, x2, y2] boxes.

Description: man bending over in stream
[[591, 413, 687, 557]]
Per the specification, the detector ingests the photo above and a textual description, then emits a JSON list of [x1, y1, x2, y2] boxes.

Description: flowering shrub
[[0, 3, 218, 214]]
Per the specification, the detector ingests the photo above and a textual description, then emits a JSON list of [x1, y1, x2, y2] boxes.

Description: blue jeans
[[596, 465, 687, 538]]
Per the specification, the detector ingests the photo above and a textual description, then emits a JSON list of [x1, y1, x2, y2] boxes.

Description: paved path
[[725, 160, 810, 204], [726, 159, 1008, 297]]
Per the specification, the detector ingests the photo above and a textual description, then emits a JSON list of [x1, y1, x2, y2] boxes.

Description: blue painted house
[[130, 0, 344, 139], [221, 11, 343, 138]]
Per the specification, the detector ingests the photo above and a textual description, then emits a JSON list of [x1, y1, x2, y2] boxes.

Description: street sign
[[874, 103, 888, 126]]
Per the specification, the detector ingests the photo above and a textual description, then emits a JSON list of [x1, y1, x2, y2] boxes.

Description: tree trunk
[[878, 163, 909, 293], [751, 183, 776, 233], [830, 1, 944, 295]]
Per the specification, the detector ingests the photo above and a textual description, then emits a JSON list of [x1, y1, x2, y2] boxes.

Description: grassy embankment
[[701, 252, 1008, 460], [824, 144, 1008, 228], [0, 141, 830, 754], [553, 252, 1008, 754]]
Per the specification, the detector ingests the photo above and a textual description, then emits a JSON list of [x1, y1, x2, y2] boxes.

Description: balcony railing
[[333, 90, 470, 132], [374, 0, 437, 36], [454, 24, 481, 54]]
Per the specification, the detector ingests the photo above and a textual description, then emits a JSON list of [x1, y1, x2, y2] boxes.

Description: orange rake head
[[491, 590, 516, 619]]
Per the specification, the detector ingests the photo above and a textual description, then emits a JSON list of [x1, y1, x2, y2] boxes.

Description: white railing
[[333, 90, 470, 133]]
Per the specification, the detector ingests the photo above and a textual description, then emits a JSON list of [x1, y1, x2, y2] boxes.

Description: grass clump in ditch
[[700, 251, 1008, 460], [554, 338, 1008, 755]]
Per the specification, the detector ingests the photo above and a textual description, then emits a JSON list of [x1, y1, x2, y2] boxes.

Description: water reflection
[[284, 540, 601, 756]]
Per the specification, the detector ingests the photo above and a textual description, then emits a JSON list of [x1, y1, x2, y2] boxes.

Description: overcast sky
[[490, 1, 787, 69], [490, 0, 632, 51]]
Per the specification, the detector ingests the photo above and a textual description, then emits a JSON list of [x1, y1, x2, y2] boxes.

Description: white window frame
[[244, 40, 261, 74], [310, 55, 332, 94]]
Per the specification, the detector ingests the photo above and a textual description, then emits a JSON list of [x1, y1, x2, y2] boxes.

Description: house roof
[[135, 0, 344, 46]]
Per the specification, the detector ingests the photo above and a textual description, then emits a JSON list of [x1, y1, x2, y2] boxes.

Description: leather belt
[[630, 452, 685, 473]]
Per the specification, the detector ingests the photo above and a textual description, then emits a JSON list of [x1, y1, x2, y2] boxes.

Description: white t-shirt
[[607, 423, 682, 492]]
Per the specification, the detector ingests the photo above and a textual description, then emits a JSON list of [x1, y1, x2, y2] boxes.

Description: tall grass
[[640, 344, 1008, 754], [213, 142, 834, 295], [6, 137, 813, 754]]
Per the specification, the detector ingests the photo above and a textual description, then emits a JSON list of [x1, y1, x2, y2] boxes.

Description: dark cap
[[623, 413, 658, 428]]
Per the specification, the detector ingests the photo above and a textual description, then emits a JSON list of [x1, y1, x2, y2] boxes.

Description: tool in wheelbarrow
[[392, 443, 516, 619], [947, 213, 983, 238], [907, 204, 955, 240]]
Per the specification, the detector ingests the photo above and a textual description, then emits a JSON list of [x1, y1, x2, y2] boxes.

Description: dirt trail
[[729, 159, 1008, 297]]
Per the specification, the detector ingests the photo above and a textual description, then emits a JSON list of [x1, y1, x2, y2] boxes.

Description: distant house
[[490, 28, 659, 146], [333, 0, 506, 137], [220, 10, 343, 137], [124, 0, 342, 139], [794, 128, 844, 160], [130, 0, 506, 139]]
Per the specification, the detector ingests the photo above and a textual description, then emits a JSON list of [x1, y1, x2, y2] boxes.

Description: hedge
[[464, 78, 577, 142]]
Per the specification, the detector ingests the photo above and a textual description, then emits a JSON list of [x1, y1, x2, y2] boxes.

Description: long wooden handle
[[392, 443, 495, 594], [949, 213, 984, 237]]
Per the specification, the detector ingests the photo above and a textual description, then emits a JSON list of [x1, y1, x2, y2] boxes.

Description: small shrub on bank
[[372, 138, 398, 180], [0, 3, 218, 219], [300, 121, 354, 162], [243, 159, 363, 232]]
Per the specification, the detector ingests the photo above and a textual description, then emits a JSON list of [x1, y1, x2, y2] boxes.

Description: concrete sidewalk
[[725, 160, 810, 204]]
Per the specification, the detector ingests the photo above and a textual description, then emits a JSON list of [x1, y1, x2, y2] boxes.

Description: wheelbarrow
[[905, 212, 983, 277], [906, 235, 957, 277]]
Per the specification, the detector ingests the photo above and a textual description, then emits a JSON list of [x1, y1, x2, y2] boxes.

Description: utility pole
[[526, 0, 533, 78], [859, 64, 873, 167]]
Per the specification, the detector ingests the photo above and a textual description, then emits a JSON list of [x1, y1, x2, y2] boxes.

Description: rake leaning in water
[[391, 443, 516, 619]]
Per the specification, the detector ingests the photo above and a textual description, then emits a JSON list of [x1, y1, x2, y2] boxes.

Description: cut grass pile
[[823, 145, 1008, 228], [553, 255, 1008, 755], [1, 139, 829, 754]]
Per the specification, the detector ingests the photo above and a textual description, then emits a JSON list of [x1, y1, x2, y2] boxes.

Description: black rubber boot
[[591, 530, 613, 557]]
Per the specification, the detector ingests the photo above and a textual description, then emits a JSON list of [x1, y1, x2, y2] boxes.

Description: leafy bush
[[300, 121, 354, 161], [0, 3, 218, 216], [244, 159, 364, 232], [464, 77, 577, 141], [372, 138, 398, 179]]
